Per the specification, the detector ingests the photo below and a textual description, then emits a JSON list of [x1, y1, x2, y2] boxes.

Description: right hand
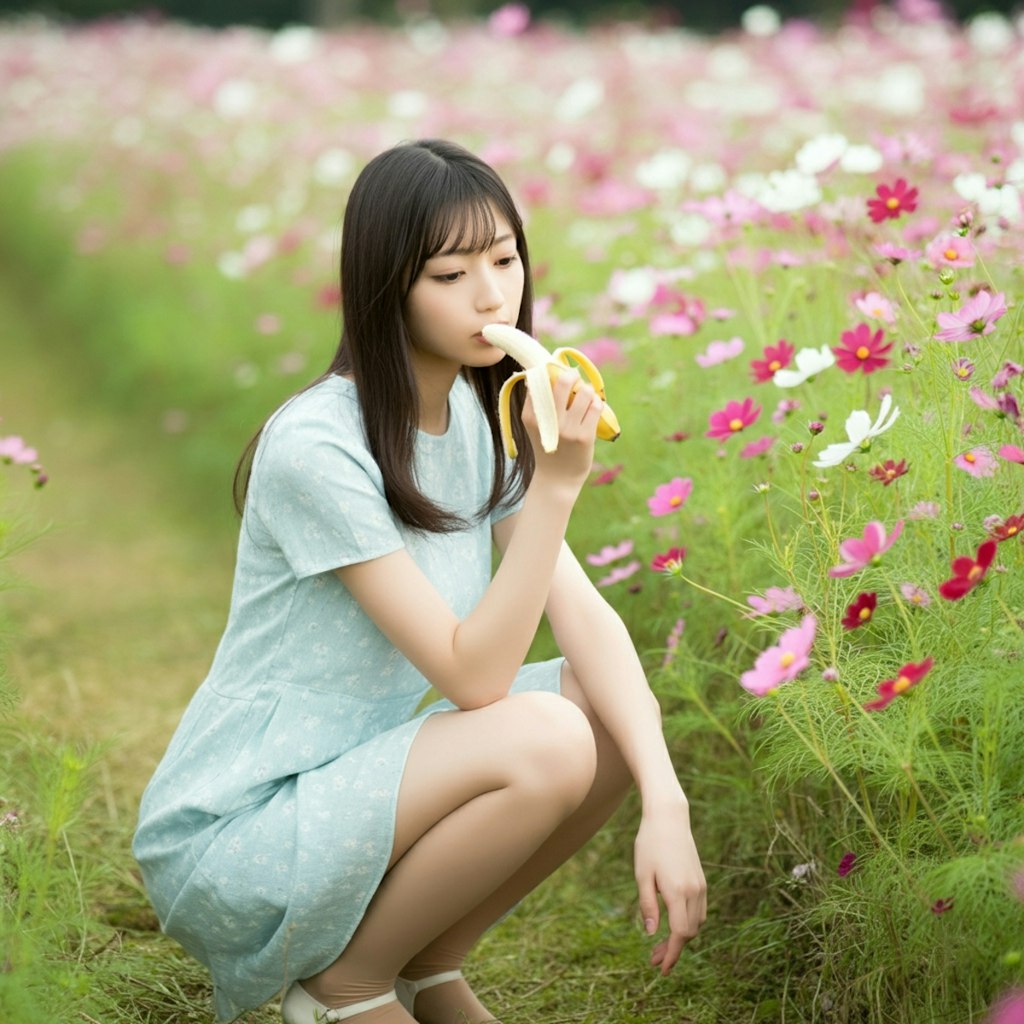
[[522, 368, 604, 488]]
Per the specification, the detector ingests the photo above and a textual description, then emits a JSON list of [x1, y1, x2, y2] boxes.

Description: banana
[[481, 323, 622, 458]]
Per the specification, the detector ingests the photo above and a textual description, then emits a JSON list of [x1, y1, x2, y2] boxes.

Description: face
[[402, 205, 525, 378]]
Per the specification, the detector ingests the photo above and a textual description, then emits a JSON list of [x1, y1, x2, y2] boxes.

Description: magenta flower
[[900, 583, 932, 607], [739, 614, 817, 697], [867, 178, 918, 222], [854, 291, 896, 324], [650, 547, 687, 572], [837, 851, 858, 877], [739, 436, 774, 460], [829, 520, 904, 578], [591, 463, 624, 486], [954, 446, 998, 477], [832, 323, 893, 375], [647, 476, 693, 516], [934, 290, 1007, 342], [0, 435, 39, 465], [576, 337, 626, 368], [988, 989, 1024, 1024], [875, 242, 917, 264], [999, 444, 1024, 465], [706, 398, 762, 440], [586, 540, 634, 566]]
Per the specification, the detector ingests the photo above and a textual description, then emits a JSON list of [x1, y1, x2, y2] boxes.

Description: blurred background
[[0, 0, 1019, 32]]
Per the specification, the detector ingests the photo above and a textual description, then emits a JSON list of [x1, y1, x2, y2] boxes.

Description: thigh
[[388, 690, 593, 870]]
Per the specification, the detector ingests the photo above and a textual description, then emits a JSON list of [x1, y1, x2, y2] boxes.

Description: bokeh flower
[[739, 614, 817, 696], [651, 547, 687, 572], [864, 656, 935, 711], [596, 560, 642, 588], [868, 458, 909, 485], [855, 291, 896, 323], [988, 515, 1023, 543], [837, 851, 858, 876], [647, 476, 693, 516], [591, 463, 623, 486], [706, 398, 761, 440], [998, 444, 1024, 465], [829, 519, 904, 577], [841, 592, 877, 630], [750, 339, 795, 382], [938, 539, 997, 600], [925, 233, 975, 268], [740, 435, 775, 459], [586, 540, 634, 566], [832, 323, 893, 375], [696, 336, 744, 367], [867, 178, 919, 222], [746, 586, 805, 617], [954, 446, 998, 477], [900, 583, 932, 607], [773, 345, 836, 387]]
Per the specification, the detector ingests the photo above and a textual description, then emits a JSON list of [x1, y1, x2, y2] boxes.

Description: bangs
[[423, 191, 501, 261]]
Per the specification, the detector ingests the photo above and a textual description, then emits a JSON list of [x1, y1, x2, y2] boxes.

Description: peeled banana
[[481, 323, 622, 458]]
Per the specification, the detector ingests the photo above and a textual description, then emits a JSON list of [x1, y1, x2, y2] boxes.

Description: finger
[[636, 879, 660, 938], [551, 367, 581, 410]]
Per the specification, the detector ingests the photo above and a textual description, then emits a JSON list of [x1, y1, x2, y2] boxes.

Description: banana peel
[[481, 323, 621, 458]]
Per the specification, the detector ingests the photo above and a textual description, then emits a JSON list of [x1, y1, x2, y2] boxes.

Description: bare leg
[[400, 662, 637, 1024], [295, 691, 598, 1020]]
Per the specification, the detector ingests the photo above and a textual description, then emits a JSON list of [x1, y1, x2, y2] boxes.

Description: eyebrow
[[437, 232, 514, 257]]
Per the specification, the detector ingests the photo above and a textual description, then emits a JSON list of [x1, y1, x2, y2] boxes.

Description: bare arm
[[336, 372, 603, 710], [494, 534, 707, 972]]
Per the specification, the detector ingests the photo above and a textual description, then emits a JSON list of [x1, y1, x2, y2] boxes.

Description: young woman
[[133, 138, 706, 1024]]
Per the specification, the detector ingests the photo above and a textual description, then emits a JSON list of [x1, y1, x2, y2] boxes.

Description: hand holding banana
[[481, 323, 622, 458]]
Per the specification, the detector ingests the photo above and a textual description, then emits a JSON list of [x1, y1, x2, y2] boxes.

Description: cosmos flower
[[829, 519, 904, 578], [837, 851, 858, 876], [706, 398, 762, 440], [586, 540, 634, 566], [651, 547, 687, 572], [900, 583, 932, 607], [863, 657, 934, 711], [596, 560, 642, 588], [938, 539, 997, 600], [988, 515, 1023, 543], [647, 477, 693, 516], [867, 178, 919, 222], [954, 447, 998, 477], [841, 592, 877, 630], [746, 586, 805, 617], [696, 336, 744, 367], [868, 458, 909, 485], [998, 444, 1024, 465], [739, 615, 817, 696], [925, 233, 975, 268], [832, 323, 893, 375], [934, 290, 1007, 342], [854, 291, 896, 323], [773, 345, 836, 388], [812, 394, 901, 468], [740, 435, 775, 459]]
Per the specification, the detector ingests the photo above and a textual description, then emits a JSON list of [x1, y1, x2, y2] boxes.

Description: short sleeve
[[488, 453, 525, 525], [248, 394, 405, 579]]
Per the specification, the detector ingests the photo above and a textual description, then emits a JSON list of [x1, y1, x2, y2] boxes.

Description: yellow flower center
[[1008, 525, 1019, 536], [886, 197, 900, 209], [669, 495, 682, 507], [968, 565, 983, 581], [769, 359, 781, 371], [892, 675, 912, 694], [964, 452, 976, 463], [856, 345, 871, 360], [911, 594, 922, 604], [729, 418, 744, 432], [944, 247, 959, 261], [957, 367, 970, 378], [858, 607, 872, 620], [885, 468, 896, 479], [779, 652, 795, 668]]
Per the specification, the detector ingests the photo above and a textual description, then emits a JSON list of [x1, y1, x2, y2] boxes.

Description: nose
[[475, 268, 505, 313]]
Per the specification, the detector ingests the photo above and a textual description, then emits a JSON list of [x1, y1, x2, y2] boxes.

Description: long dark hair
[[233, 138, 536, 532]]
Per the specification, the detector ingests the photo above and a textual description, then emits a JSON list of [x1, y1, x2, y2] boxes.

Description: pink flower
[[934, 290, 1007, 342], [988, 989, 1024, 1024], [999, 444, 1024, 465], [829, 520, 904, 578], [586, 540, 634, 566], [651, 547, 687, 572], [908, 501, 940, 520], [875, 242, 917, 264], [739, 614, 817, 696], [832, 323, 893, 375], [746, 586, 805, 617], [706, 398, 762, 440], [0, 435, 39, 465], [837, 851, 858, 877], [854, 291, 896, 324], [576, 337, 627, 368], [954, 446, 998, 477], [591, 463, 624, 486], [696, 336, 744, 368], [938, 539, 996, 600], [661, 617, 686, 668], [596, 560, 642, 588], [864, 657, 935, 711], [488, 2, 530, 35], [647, 477, 693, 516], [900, 583, 932, 607], [740, 435, 775, 459], [925, 233, 975, 268]]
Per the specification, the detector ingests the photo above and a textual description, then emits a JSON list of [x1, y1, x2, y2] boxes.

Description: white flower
[[840, 144, 884, 174], [747, 169, 822, 213], [636, 149, 691, 190], [812, 394, 901, 468], [795, 133, 848, 176], [954, 173, 1021, 224], [773, 345, 836, 387], [556, 77, 604, 121], [742, 5, 781, 36]]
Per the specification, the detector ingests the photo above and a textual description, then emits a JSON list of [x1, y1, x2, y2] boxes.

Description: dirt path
[[1, 269, 238, 823]]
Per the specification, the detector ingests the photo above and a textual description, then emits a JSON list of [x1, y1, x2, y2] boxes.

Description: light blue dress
[[132, 374, 563, 1022]]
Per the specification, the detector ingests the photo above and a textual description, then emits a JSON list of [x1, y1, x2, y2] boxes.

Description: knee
[[503, 692, 597, 810]]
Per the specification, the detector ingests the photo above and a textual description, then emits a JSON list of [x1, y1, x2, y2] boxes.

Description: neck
[[413, 357, 460, 435]]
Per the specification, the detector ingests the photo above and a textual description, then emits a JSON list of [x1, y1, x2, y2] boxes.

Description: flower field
[[1, 2, 1023, 1021]]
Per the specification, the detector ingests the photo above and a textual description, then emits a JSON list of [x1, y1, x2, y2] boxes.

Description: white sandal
[[281, 982, 399, 1022], [395, 969, 464, 1013]]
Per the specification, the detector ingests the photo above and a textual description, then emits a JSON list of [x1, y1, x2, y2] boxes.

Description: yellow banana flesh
[[482, 323, 622, 458]]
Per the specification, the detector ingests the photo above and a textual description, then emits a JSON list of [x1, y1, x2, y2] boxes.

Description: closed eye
[[433, 271, 464, 283]]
